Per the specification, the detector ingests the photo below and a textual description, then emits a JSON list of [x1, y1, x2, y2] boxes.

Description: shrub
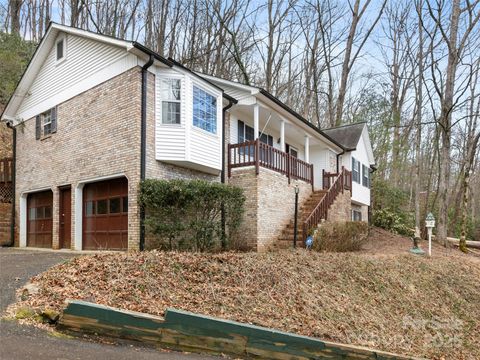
[[372, 208, 414, 236], [312, 221, 369, 252], [139, 179, 245, 252]]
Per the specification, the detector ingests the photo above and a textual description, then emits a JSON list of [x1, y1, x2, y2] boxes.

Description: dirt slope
[[9, 232, 480, 359]]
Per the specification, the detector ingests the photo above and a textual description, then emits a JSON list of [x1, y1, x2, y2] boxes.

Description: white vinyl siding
[[155, 68, 222, 172], [17, 33, 137, 120]]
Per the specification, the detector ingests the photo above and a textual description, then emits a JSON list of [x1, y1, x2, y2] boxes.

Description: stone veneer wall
[[0, 203, 12, 245], [15, 67, 143, 250], [327, 190, 352, 222], [229, 167, 312, 251]]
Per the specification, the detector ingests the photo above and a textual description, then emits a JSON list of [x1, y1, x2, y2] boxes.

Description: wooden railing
[[228, 140, 314, 185], [302, 166, 350, 242], [323, 169, 352, 191], [0, 158, 13, 184]]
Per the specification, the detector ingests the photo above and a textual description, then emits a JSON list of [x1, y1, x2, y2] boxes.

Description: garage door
[[83, 178, 128, 250], [27, 191, 53, 248]]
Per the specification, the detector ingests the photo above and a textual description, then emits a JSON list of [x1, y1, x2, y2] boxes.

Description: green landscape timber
[[58, 300, 423, 360]]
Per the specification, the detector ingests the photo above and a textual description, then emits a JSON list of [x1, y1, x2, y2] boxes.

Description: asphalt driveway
[[0, 248, 220, 360]]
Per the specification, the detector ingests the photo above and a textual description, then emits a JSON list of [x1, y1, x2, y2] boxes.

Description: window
[[161, 79, 181, 124], [193, 86, 217, 134], [43, 110, 52, 136], [109, 198, 121, 214], [85, 201, 95, 216], [352, 209, 362, 221], [96, 199, 108, 215], [352, 157, 361, 183], [56, 39, 64, 60], [122, 197, 128, 213], [288, 145, 298, 158], [362, 164, 370, 188], [36, 107, 57, 139], [238, 120, 273, 145]]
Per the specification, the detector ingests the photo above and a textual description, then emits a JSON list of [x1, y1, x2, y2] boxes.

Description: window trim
[[352, 209, 362, 221], [160, 77, 182, 125], [352, 157, 361, 183], [55, 35, 67, 65], [192, 84, 218, 135]]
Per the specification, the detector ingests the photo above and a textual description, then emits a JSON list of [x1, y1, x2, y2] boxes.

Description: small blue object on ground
[[305, 236, 313, 250], [409, 247, 426, 255]]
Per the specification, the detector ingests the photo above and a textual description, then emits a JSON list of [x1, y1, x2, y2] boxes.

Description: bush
[[312, 221, 369, 252], [139, 179, 245, 252], [372, 208, 413, 236]]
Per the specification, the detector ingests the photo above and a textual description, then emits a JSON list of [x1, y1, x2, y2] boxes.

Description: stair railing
[[302, 166, 347, 243]]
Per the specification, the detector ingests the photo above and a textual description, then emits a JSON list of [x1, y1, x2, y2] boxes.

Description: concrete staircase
[[276, 190, 328, 249]]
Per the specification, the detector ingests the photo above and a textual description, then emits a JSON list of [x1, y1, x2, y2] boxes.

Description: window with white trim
[[352, 209, 362, 221], [55, 36, 66, 63], [160, 79, 181, 124], [352, 157, 360, 183], [362, 164, 370, 188], [193, 86, 217, 134]]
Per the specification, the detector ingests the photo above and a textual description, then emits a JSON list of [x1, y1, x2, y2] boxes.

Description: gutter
[[139, 54, 154, 252], [5, 122, 16, 247], [221, 95, 237, 184]]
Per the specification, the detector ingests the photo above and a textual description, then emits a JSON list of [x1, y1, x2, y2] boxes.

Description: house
[[0, 23, 375, 252]]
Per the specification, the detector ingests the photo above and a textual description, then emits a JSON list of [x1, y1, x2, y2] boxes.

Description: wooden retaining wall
[[58, 300, 422, 360]]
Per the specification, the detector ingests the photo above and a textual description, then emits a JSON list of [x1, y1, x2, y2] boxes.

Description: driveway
[[0, 248, 220, 360]]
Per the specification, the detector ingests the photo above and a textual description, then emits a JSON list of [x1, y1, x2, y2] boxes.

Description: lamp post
[[425, 212, 435, 257], [293, 185, 299, 248]]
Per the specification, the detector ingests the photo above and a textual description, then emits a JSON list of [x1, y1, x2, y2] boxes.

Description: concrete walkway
[[0, 248, 220, 360]]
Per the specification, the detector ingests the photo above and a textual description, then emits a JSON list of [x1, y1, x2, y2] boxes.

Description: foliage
[[0, 32, 36, 107], [139, 179, 245, 252], [371, 178, 414, 236], [312, 221, 369, 252], [372, 208, 414, 237]]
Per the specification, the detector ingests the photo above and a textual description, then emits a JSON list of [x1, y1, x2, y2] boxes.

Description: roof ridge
[[323, 121, 366, 131]]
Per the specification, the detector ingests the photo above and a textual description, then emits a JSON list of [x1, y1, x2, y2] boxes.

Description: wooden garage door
[[27, 191, 53, 248], [83, 178, 128, 250]]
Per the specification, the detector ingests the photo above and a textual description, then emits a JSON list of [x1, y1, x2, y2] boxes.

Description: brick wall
[[0, 203, 12, 245], [229, 167, 312, 251], [15, 67, 143, 250], [327, 190, 352, 222]]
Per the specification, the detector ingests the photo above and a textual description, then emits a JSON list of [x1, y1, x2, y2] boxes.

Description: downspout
[[220, 97, 234, 249], [139, 54, 154, 252], [336, 150, 345, 174], [221, 98, 234, 184], [5, 122, 16, 247]]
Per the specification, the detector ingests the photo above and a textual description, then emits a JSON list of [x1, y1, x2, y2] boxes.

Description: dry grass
[[8, 230, 480, 360]]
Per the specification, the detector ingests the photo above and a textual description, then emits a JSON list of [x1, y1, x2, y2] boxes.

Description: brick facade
[[15, 67, 143, 250], [229, 167, 312, 251]]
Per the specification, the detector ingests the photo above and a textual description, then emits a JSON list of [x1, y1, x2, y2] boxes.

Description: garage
[[83, 177, 128, 250], [27, 190, 53, 248]]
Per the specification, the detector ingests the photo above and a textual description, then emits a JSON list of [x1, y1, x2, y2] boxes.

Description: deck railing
[[228, 140, 314, 185], [302, 166, 351, 242]]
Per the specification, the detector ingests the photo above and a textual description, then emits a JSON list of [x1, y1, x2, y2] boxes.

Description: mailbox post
[[425, 213, 435, 257]]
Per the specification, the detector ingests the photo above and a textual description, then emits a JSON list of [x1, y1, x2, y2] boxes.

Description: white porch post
[[253, 103, 259, 139], [280, 119, 286, 152], [304, 135, 310, 163], [19, 194, 27, 247]]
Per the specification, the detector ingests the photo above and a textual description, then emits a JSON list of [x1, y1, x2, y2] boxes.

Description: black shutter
[[35, 115, 41, 139], [51, 107, 57, 133]]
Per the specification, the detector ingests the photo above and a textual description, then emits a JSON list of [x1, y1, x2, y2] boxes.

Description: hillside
[[10, 233, 480, 359]]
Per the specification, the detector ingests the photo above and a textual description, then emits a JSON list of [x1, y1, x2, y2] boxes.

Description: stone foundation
[[327, 190, 352, 222]]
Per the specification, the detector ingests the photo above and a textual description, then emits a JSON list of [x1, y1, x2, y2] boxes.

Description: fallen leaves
[[8, 242, 480, 360]]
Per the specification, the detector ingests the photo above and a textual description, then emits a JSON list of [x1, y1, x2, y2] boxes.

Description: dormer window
[[160, 79, 181, 124], [56, 36, 66, 64]]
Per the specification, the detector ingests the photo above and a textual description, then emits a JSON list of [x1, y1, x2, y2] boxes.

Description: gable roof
[[322, 122, 366, 150]]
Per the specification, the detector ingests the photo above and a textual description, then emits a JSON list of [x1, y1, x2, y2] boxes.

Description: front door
[[27, 191, 53, 248], [59, 187, 71, 249]]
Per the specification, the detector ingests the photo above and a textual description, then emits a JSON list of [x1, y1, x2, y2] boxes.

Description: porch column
[[253, 103, 259, 139], [280, 119, 286, 152], [304, 135, 310, 163]]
